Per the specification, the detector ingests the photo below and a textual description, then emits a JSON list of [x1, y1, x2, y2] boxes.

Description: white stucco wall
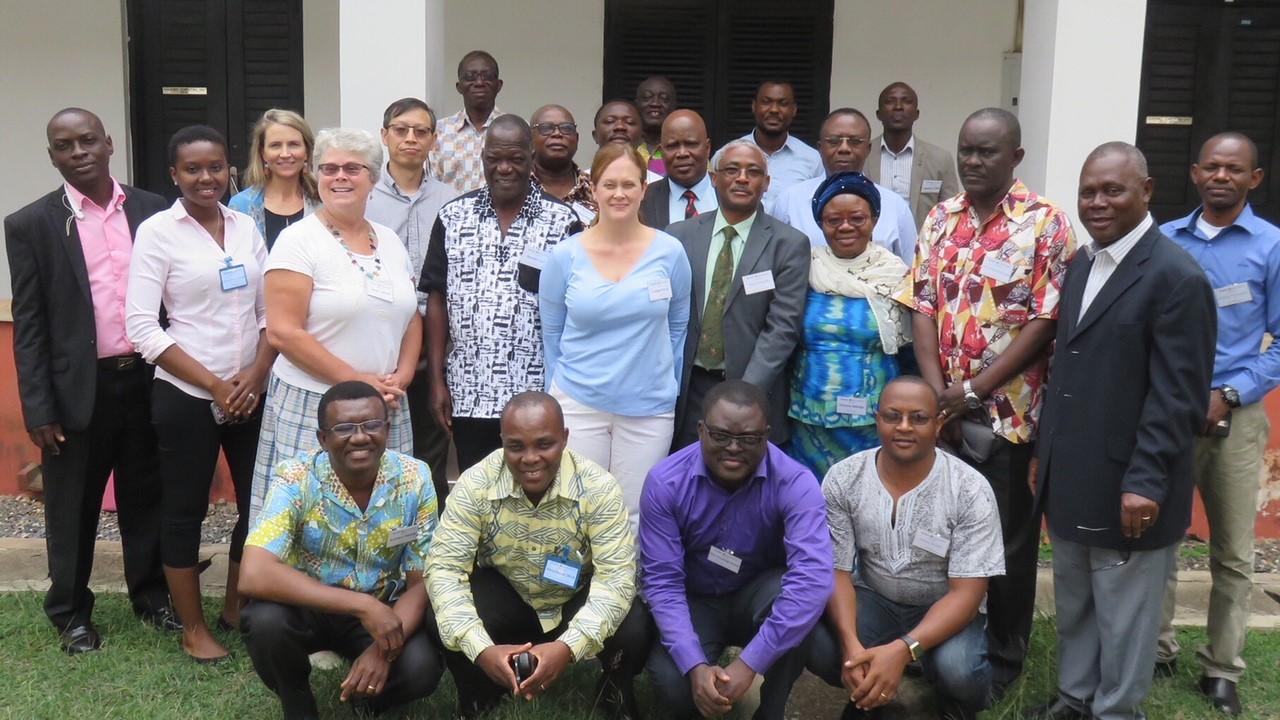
[[0, 0, 132, 301], [302, 0, 341, 131]]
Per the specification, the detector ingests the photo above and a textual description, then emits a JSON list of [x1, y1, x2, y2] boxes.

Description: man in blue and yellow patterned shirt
[[239, 381, 442, 719], [426, 391, 649, 719]]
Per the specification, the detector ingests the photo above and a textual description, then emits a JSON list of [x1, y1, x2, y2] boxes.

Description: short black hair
[[593, 99, 640, 126], [1086, 141, 1150, 177], [964, 107, 1022, 148], [880, 376, 940, 413], [167, 125, 228, 166], [382, 97, 435, 129], [1200, 131, 1260, 169], [317, 381, 389, 429], [458, 50, 499, 78], [822, 107, 871, 135], [877, 81, 918, 106], [756, 79, 795, 96], [500, 391, 564, 427], [703, 380, 768, 419], [486, 114, 534, 148]]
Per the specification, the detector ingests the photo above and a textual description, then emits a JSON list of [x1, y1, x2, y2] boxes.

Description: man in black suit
[[1026, 142, 1216, 720], [638, 110, 718, 229], [664, 139, 809, 448], [4, 108, 174, 654]]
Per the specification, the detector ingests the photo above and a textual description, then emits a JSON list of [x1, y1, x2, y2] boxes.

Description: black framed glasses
[[533, 122, 578, 137], [323, 419, 388, 438], [460, 70, 498, 83], [703, 424, 767, 449]]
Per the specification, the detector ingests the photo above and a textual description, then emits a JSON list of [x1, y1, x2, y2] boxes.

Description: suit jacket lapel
[[122, 186, 149, 240], [50, 190, 93, 302], [686, 214, 714, 323], [1070, 228, 1156, 341], [725, 214, 771, 311], [910, 149, 926, 213], [658, 180, 672, 227]]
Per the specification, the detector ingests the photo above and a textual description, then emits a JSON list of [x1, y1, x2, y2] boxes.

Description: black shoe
[[1022, 698, 1090, 720], [1154, 658, 1177, 678], [138, 605, 183, 632], [59, 623, 103, 655], [1198, 676, 1242, 716], [594, 674, 640, 719]]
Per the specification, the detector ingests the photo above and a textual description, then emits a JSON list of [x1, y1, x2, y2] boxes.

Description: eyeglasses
[[323, 419, 388, 438], [387, 124, 434, 139], [317, 162, 369, 177], [876, 410, 935, 426], [822, 214, 874, 229], [821, 135, 868, 149], [703, 424, 768, 449], [460, 70, 498, 83], [533, 122, 578, 137]]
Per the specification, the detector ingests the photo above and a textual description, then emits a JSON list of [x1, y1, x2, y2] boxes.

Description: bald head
[[878, 82, 917, 106], [1085, 141, 1149, 176], [1200, 132, 1259, 169], [47, 107, 104, 142], [661, 110, 712, 187], [501, 391, 564, 428], [487, 113, 533, 148], [962, 107, 1021, 148], [531, 104, 573, 125]]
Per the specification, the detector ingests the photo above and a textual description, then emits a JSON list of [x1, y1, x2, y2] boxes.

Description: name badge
[[367, 279, 394, 303], [541, 548, 583, 589], [519, 247, 549, 270], [836, 395, 869, 416], [708, 546, 743, 574], [1214, 282, 1252, 307], [921, 179, 943, 194], [219, 260, 248, 292], [912, 531, 950, 558], [742, 270, 775, 295], [386, 524, 418, 548], [980, 257, 1018, 284], [647, 277, 673, 301]]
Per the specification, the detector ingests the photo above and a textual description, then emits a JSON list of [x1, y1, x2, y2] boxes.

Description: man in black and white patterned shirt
[[806, 376, 1004, 720], [420, 115, 583, 470]]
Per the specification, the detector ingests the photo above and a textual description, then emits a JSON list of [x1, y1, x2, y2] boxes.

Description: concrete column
[[336, 0, 430, 134], [1017, 0, 1148, 225]]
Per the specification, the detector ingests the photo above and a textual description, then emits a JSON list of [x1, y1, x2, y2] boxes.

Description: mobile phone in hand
[[511, 651, 537, 685]]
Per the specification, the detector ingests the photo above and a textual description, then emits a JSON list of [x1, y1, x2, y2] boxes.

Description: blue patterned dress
[[787, 290, 899, 479]]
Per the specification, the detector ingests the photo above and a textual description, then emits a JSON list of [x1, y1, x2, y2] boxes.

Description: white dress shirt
[[126, 200, 268, 400], [666, 174, 718, 222], [879, 135, 916, 201], [772, 174, 919, 265], [1079, 213, 1154, 321], [739, 131, 824, 213]]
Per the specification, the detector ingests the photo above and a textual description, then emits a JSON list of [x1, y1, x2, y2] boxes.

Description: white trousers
[[551, 384, 674, 532]]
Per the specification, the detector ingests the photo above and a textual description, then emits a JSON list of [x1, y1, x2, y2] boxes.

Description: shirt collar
[[476, 183, 545, 222], [168, 197, 234, 222], [880, 135, 915, 156], [712, 209, 757, 242], [489, 450, 585, 505], [1086, 213, 1153, 262], [64, 178, 126, 214], [744, 130, 799, 157], [379, 162, 426, 200], [693, 445, 772, 490], [314, 450, 397, 514], [458, 106, 502, 132], [1177, 203, 1267, 239], [669, 172, 714, 202], [947, 178, 1035, 222]]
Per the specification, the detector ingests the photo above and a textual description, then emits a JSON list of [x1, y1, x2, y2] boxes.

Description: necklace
[[321, 211, 382, 280]]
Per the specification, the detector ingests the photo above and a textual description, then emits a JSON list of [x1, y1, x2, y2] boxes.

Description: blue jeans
[[806, 585, 993, 712]]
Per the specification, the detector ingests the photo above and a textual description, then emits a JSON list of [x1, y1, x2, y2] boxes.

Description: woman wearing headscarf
[[787, 171, 910, 478]]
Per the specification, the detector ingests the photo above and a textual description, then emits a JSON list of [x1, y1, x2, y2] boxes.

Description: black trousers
[[241, 598, 443, 720], [425, 567, 652, 715], [407, 367, 451, 506], [151, 380, 259, 566], [452, 416, 502, 472], [962, 438, 1038, 690], [41, 361, 167, 630]]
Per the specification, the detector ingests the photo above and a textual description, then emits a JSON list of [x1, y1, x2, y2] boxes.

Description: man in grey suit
[[864, 82, 960, 229], [665, 140, 810, 448], [638, 110, 717, 229], [1026, 143, 1216, 720]]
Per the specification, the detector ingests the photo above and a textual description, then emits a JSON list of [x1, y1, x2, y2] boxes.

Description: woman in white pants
[[540, 143, 691, 526]]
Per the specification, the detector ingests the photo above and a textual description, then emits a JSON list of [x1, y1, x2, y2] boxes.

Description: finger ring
[[367, 685, 376, 691], [248, 393, 255, 400], [539, 684, 546, 691], [1141, 515, 1152, 520], [880, 692, 889, 699]]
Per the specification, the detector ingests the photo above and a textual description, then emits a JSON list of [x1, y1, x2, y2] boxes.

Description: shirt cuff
[[738, 638, 778, 676], [459, 626, 496, 663], [556, 627, 597, 662], [670, 639, 710, 676]]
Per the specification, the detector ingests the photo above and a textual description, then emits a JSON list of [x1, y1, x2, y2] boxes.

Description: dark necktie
[[696, 226, 736, 368], [682, 189, 699, 220]]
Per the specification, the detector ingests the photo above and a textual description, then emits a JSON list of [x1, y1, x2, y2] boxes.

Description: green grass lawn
[[0, 592, 1276, 719]]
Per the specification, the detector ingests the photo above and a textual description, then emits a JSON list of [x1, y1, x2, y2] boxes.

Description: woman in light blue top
[[540, 143, 692, 524], [227, 109, 320, 248]]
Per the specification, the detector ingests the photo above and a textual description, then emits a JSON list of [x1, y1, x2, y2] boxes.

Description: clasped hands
[[840, 640, 911, 712], [477, 640, 574, 701], [688, 659, 756, 717]]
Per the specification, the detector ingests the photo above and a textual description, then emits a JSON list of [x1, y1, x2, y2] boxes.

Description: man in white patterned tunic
[[806, 376, 1005, 720]]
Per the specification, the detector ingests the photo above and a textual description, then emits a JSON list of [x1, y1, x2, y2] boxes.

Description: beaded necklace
[[320, 210, 382, 280]]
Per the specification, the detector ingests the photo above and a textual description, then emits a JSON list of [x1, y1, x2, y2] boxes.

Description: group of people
[[5, 46, 1278, 720]]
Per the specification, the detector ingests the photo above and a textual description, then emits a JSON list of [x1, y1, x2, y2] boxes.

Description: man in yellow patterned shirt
[[426, 391, 648, 719], [239, 381, 442, 719]]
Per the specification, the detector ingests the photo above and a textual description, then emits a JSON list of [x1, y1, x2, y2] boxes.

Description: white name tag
[[708, 546, 742, 574], [912, 531, 950, 557], [541, 556, 582, 588], [367, 279, 394, 303], [1214, 282, 1252, 307], [386, 524, 418, 548], [980, 257, 1018, 284], [742, 270, 775, 295], [648, 277, 673, 301], [219, 263, 248, 292], [921, 179, 943, 194], [836, 395, 869, 415], [519, 247, 549, 270]]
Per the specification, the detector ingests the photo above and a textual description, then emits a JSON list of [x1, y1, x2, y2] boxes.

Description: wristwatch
[[1219, 385, 1241, 408], [962, 380, 982, 410], [900, 635, 921, 662]]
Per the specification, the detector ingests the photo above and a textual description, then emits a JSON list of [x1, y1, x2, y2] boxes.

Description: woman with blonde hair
[[540, 142, 692, 525], [229, 108, 320, 247]]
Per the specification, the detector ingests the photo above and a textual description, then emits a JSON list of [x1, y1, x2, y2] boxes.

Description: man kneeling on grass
[[806, 377, 1005, 720], [238, 381, 442, 719]]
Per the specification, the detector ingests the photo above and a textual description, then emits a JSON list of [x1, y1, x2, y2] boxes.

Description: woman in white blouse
[[252, 128, 420, 519], [126, 125, 274, 662]]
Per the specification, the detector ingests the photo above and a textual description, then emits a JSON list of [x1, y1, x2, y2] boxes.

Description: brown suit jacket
[[864, 134, 960, 229]]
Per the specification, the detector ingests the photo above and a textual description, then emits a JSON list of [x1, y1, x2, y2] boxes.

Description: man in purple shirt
[[640, 380, 833, 719]]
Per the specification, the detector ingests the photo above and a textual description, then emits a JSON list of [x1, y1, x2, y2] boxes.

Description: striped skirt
[[248, 374, 412, 522]]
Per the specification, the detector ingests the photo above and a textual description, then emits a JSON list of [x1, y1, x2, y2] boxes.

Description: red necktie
[[682, 189, 698, 220]]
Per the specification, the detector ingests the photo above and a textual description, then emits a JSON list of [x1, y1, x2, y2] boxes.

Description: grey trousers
[[1050, 531, 1176, 720]]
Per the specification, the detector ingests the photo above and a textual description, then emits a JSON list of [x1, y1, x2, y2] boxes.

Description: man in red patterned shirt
[[894, 107, 1076, 697]]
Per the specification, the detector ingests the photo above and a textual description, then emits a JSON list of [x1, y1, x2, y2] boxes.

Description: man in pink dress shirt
[[5, 108, 174, 654]]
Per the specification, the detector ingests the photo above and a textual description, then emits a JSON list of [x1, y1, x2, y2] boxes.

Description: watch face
[[965, 397, 982, 410]]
